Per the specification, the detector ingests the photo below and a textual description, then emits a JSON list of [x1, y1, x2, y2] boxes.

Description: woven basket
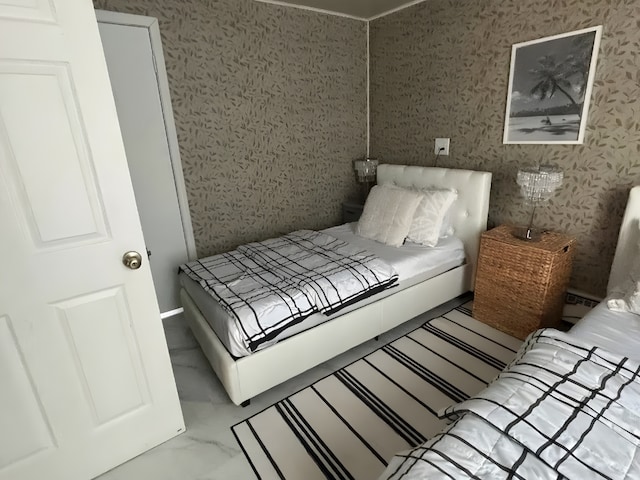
[[472, 225, 575, 340]]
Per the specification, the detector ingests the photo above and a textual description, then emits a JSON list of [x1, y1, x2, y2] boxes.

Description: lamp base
[[512, 226, 543, 242]]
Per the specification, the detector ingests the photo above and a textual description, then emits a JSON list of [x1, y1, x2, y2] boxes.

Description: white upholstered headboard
[[377, 164, 492, 288], [608, 186, 640, 294]]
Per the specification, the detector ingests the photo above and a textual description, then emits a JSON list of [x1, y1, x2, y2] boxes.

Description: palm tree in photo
[[563, 34, 595, 97], [529, 54, 582, 118]]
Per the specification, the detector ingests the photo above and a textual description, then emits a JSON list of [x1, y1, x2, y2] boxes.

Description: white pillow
[[407, 189, 458, 247], [608, 233, 640, 315], [356, 184, 423, 247]]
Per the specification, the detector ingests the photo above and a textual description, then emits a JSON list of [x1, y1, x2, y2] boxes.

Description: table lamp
[[514, 165, 563, 241], [354, 157, 378, 201]]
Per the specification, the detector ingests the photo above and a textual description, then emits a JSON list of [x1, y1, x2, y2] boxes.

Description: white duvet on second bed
[[179, 223, 466, 357]]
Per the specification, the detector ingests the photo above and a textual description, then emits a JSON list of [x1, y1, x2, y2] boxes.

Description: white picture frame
[[503, 26, 603, 144]]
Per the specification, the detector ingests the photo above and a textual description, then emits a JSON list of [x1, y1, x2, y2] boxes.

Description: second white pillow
[[608, 228, 640, 315], [407, 189, 458, 247]]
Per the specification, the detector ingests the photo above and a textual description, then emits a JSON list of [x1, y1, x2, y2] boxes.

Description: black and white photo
[[503, 26, 602, 144]]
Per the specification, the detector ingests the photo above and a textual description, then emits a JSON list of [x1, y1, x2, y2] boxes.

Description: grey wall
[[370, 0, 640, 296], [93, 0, 640, 296], [94, 0, 367, 257]]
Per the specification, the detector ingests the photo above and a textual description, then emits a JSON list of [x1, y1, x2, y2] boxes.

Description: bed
[[380, 186, 640, 479], [180, 164, 492, 406]]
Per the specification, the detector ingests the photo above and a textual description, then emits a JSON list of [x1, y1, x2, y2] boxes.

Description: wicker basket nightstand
[[472, 224, 575, 340]]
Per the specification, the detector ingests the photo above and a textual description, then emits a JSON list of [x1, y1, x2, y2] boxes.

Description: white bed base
[[181, 164, 492, 405]]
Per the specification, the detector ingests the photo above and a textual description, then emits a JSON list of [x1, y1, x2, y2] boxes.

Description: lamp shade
[[517, 165, 563, 205], [514, 164, 563, 241], [354, 158, 378, 183]]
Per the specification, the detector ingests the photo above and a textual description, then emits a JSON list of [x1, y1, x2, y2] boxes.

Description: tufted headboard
[[607, 186, 640, 294], [377, 164, 492, 289]]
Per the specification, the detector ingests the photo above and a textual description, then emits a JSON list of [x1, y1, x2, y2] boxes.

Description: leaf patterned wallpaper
[[94, 0, 638, 297], [370, 0, 640, 296], [93, 0, 367, 257]]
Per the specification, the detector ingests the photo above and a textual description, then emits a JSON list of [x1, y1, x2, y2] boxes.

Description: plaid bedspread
[[181, 230, 398, 352], [381, 329, 640, 479]]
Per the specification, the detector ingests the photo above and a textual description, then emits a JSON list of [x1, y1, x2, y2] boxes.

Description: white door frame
[[96, 10, 197, 263]]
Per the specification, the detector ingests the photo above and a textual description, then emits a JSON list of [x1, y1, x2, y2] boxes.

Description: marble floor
[[97, 296, 469, 480]]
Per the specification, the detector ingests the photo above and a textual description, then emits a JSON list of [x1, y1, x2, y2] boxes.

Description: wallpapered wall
[[93, 0, 367, 257], [370, 0, 640, 296]]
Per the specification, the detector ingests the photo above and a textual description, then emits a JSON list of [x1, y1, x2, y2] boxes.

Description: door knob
[[122, 251, 142, 270]]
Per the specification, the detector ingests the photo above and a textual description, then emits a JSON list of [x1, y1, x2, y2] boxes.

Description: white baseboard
[[160, 307, 184, 320]]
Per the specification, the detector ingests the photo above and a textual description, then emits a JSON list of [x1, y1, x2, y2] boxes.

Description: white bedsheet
[[180, 225, 466, 357], [569, 300, 640, 361], [323, 223, 465, 281]]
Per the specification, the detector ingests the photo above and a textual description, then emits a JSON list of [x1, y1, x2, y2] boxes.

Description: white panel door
[[0, 1, 185, 480]]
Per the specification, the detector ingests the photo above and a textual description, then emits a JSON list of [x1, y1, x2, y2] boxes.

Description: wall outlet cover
[[435, 138, 450, 155]]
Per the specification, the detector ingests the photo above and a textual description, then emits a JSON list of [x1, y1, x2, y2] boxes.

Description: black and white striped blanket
[[181, 230, 398, 352], [381, 329, 640, 480]]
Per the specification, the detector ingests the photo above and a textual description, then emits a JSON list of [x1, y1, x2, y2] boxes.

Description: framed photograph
[[503, 26, 603, 144]]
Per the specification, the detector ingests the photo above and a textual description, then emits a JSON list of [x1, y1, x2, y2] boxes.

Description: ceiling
[[257, 0, 422, 19]]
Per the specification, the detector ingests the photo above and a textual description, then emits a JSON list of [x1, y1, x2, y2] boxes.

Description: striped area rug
[[232, 301, 522, 480]]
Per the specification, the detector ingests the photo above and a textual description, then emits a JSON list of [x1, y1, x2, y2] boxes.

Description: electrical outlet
[[434, 138, 450, 156]]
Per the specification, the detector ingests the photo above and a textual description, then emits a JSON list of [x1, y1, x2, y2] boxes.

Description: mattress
[[569, 299, 640, 361], [179, 223, 466, 357]]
